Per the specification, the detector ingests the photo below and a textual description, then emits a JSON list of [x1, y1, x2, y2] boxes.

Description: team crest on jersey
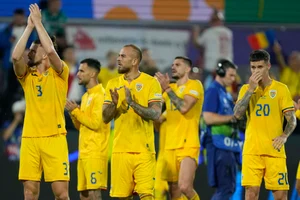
[[87, 97, 93, 106], [179, 86, 186, 93], [136, 83, 143, 92], [269, 90, 277, 99], [43, 71, 49, 76]]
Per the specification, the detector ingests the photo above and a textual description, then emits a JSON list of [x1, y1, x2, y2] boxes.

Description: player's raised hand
[[110, 88, 119, 105], [124, 86, 133, 105], [248, 71, 262, 92], [272, 134, 287, 151], [273, 41, 282, 54], [155, 72, 170, 91], [65, 100, 79, 112], [29, 3, 42, 24], [27, 14, 34, 28]]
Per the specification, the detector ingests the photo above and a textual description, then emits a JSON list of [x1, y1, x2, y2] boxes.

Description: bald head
[[123, 44, 142, 64]]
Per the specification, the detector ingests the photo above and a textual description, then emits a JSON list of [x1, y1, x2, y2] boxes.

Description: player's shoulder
[[188, 79, 204, 89], [240, 84, 249, 90], [106, 75, 123, 86], [140, 72, 156, 81], [273, 80, 288, 88]]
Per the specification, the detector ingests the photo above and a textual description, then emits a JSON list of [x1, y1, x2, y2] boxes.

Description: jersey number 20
[[256, 104, 270, 116]]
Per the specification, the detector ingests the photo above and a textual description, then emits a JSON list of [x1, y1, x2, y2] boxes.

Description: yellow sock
[[190, 192, 200, 200]]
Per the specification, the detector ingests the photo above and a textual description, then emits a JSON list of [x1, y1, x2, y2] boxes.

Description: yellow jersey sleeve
[[71, 94, 103, 131], [148, 78, 162, 103], [104, 79, 114, 104], [237, 84, 249, 102], [54, 61, 69, 82], [184, 80, 203, 99], [280, 85, 294, 113]]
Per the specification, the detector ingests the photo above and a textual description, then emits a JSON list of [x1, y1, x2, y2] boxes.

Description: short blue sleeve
[[203, 87, 219, 113]]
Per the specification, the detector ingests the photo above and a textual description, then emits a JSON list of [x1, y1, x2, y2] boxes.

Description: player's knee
[[273, 190, 287, 200], [24, 184, 39, 200], [24, 191, 39, 200], [54, 191, 69, 200], [245, 187, 259, 200]]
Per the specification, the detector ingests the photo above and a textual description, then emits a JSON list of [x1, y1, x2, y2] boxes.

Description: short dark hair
[[249, 49, 270, 63], [33, 35, 58, 51], [124, 44, 142, 63], [14, 9, 25, 15], [80, 58, 101, 73], [175, 56, 192, 67], [217, 59, 237, 70]]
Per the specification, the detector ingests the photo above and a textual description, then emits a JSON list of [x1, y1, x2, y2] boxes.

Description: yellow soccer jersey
[[98, 67, 120, 88], [70, 84, 110, 158], [104, 73, 162, 153], [18, 62, 69, 137], [163, 79, 204, 150], [280, 66, 300, 100], [237, 80, 294, 158]]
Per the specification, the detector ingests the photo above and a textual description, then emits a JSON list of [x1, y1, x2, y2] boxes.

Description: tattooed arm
[[283, 110, 297, 137], [102, 103, 118, 124], [165, 88, 198, 115], [129, 101, 162, 121], [272, 110, 297, 151], [233, 90, 253, 120]]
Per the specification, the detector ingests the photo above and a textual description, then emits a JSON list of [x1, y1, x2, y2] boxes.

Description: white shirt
[[197, 26, 233, 72]]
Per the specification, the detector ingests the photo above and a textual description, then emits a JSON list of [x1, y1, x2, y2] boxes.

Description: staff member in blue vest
[[202, 59, 242, 200]]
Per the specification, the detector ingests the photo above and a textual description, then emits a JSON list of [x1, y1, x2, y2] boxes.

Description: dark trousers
[[206, 143, 237, 200]]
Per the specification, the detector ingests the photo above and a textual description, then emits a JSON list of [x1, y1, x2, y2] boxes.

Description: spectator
[[192, 9, 233, 89], [42, 0, 67, 36], [2, 99, 25, 161], [139, 48, 159, 76], [97, 50, 119, 88], [0, 9, 34, 123], [273, 41, 300, 101]]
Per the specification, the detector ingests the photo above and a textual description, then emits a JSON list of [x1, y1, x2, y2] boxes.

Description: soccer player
[[65, 58, 110, 200], [155, 56, 204, 200], [102, 44, 162, 200], [12, 3, 70, 200], [294, 99, 300, 196], [234, 49, 297, 200], [202, 59, 240, 200], [154, 105, 169, 200]]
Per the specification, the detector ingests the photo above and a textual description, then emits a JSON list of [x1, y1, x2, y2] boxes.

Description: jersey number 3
[[36, 85, 43, 97]]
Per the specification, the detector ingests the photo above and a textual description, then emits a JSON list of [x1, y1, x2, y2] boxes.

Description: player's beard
[[27, 58, 43, 67], [118, 66, 130, 74], [172, 74, 180, 80]]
